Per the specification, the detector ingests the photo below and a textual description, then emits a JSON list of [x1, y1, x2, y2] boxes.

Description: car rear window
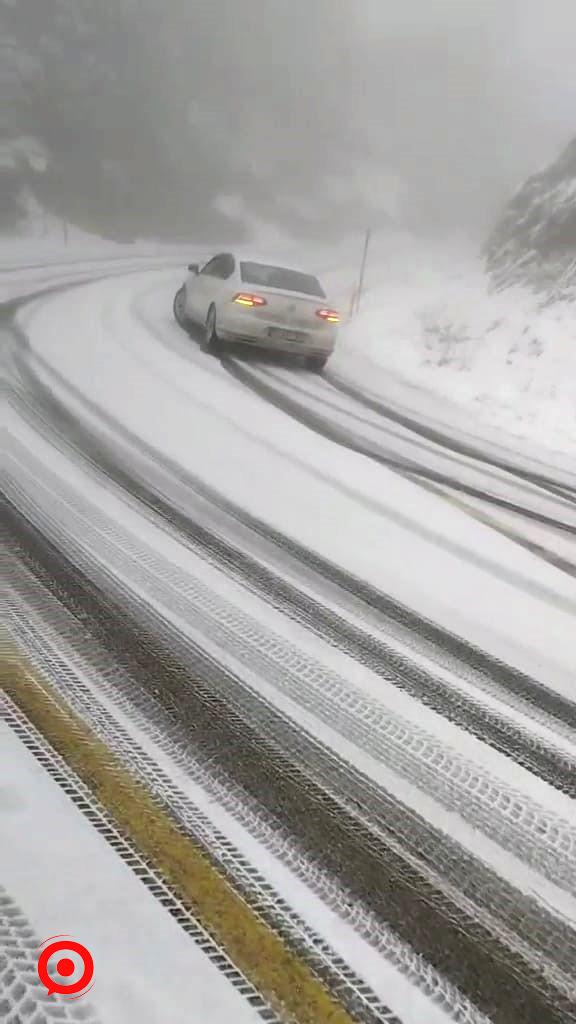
[[240, 262, 325, 298]]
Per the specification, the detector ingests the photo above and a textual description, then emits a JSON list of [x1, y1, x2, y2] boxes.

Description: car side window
[[200, 257, 220, 276], [219, 254, 235, 279], [201, 254, 235, 279]]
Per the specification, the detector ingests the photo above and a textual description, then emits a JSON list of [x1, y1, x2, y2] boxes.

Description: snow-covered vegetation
[[485, 137, 576, 303], [334, 244, 575, 459]]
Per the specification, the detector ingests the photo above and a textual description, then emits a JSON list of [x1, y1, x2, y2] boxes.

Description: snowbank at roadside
[[0, 224, 199, 270], [332, 241, 576, 464], [0, 226, 207, 304], [1, 721, 263, 1024]]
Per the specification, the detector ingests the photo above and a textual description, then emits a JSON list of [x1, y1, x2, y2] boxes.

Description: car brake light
[[233, 293, 267, 307], [316, 308, 340, 323]]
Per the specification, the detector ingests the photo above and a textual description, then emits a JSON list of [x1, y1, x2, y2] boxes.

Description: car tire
[[306, 354, 328, 373], [203, 304, 224, 355], [173, 286, 191, 332]]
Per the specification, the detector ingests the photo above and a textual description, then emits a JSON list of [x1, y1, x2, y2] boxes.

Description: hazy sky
[[6, 0, 576, 240], [312, 0, 575, 231], [343, 0, 576, 231], [165, 0, 576, 236]]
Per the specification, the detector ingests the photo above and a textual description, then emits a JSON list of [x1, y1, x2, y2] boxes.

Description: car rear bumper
[[218, 327, 336, 360], [219, 311, 336, 355], [221, 332, 334, 357]]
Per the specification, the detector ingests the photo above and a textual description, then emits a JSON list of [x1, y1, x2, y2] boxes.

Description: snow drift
[[333, 237, 575, 460]]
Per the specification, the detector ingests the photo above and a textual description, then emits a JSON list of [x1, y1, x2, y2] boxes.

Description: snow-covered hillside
[[330, 141, 576, 460], [484, 137, 576, 302], [333, 238, 576, 461]]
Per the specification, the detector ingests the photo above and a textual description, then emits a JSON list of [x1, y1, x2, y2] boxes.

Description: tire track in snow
[[10, 369, 575, 795], [4, 501, 576, 1024], [0, 886, 101, 1024], [9, 339, 576, 741], [6, 565, 492, 1024], [221, 356, 576, 536], [6, 444, 576, 897], [0, 696, 285, 1024], [324, 371, 576, 502]]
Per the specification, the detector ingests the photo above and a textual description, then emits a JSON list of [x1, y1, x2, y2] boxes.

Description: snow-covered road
[[3, 260, 576, 1024]]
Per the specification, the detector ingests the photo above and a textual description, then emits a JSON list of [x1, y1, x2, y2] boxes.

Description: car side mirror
[[188, 263, 199, 274]]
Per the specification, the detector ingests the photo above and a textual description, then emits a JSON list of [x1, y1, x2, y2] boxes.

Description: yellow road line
[[1, 644, 358, 1024]]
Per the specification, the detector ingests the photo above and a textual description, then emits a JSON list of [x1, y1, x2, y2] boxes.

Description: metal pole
[[355, 228, 371, 315]]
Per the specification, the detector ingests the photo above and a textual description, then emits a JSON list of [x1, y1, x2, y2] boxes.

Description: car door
[[211, 254, 236, 319], [192, 254, 237, 323], [186, 255, 221, 322]]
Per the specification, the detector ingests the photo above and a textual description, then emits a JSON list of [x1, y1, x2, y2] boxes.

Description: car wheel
[[203, 304, 224, 355], [173, 286, 190, 331], [306, 354, 328, 373]]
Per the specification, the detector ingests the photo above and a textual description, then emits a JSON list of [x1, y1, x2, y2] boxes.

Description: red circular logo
[[37, 936, 94, 998]]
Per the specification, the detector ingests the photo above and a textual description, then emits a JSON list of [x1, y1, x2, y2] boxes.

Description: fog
[[3, 0, 575, 241]]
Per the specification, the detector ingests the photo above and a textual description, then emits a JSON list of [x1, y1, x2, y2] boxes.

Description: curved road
[[3, 261, 576, 1024]]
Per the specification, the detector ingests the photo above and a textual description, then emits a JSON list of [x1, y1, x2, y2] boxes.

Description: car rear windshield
[[240, 262, 325, 298]]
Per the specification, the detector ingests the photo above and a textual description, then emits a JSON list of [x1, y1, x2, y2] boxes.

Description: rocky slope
[[485, 137, 576, 302]]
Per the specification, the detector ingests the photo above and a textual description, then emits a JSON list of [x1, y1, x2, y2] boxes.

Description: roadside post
[[354, 228, 371, 316]]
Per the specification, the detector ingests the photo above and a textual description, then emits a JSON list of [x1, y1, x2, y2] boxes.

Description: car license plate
[[268, 327, 307, 343]]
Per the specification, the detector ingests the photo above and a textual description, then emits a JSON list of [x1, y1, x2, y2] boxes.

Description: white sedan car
[[173, 252, 339, 371]]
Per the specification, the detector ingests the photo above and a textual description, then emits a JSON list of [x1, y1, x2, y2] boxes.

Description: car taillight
[[233, 293, 267, 307], [316, 308, 340, 323]]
